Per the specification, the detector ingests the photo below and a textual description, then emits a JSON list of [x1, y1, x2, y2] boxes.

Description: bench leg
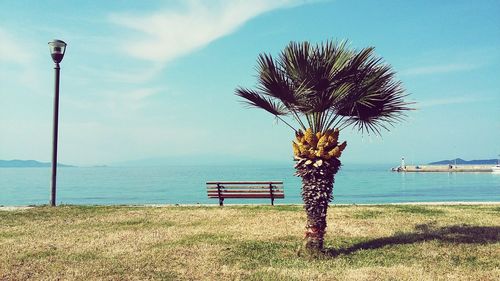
[[219, 198, 224, 206], [271, 198, 274, 206]]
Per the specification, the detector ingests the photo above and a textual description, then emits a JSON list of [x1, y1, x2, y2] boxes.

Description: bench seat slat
[[208, 192, 284, 195], [208, 190, 283, 194], [207, 186, 283, 191], [208, 194, 285, 199], [208, 193, 284, 196], [208, 191, 284, 195], [206, 181, 283, 185]]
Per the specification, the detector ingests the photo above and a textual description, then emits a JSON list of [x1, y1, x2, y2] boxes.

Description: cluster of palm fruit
[[292, 128, 347, 160]]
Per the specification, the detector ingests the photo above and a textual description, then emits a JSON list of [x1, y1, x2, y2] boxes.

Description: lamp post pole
[[48, 39, 67, 207], [50, 62, 61, 207]]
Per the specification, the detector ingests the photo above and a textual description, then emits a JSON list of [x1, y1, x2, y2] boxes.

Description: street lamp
[[48, 39, 67, 207]]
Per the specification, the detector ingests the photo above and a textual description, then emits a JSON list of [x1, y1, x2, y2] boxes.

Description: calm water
[[1, 164, 499, 206]]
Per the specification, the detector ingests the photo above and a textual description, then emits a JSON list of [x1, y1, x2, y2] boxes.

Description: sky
[[0, 0, 499, 166]]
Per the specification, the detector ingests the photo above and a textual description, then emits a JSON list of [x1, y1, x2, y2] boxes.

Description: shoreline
[[392, 164, 496, 172], [2, 201, 500, 211]]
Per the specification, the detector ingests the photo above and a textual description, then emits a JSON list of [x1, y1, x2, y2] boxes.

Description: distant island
[[428, 158, 498, 165], [0, 160, 74, 168]]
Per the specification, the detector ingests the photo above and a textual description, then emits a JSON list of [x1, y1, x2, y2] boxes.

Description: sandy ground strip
[[1, 201, 500, 211]]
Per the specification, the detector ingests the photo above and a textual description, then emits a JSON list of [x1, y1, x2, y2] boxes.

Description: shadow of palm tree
[[325, 223, 500, 257]]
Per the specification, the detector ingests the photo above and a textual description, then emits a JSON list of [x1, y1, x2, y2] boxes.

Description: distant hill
[[428, 158, 497, 165], [0, 160, 74, 168]]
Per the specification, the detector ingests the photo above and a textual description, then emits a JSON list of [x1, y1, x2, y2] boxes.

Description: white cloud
[[0, 28, 33, 64], [73, 64, 163, 85], [63, 87, 163, 118], [401, 63, 480, 76], [418, 96, 491, 108], [109, 0, 308, 63], [0, 27, 46, 96], [108, 87, 162, 112]]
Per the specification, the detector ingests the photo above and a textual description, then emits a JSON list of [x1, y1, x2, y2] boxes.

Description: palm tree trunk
[[295, 157, 341, 255]]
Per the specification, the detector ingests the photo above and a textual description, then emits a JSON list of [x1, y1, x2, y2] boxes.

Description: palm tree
[[235, 40, 412, 255]]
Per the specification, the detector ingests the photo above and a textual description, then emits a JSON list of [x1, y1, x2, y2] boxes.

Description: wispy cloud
[[73, 64, 164, 85], [0, 28, 33, 64], [401, 63, 481, 76], [0, 27, 45, 94], [63, 87, 164, 117], [418, 95, 492, 108], [109, 0, 309, 63]]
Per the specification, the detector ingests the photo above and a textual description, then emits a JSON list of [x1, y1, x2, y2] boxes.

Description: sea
[[1, 164, 499, 206]]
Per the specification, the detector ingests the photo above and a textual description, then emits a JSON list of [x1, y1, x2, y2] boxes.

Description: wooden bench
[[206, 181, 284, 206]]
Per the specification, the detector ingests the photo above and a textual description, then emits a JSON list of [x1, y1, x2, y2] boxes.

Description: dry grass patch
[[0, 204, 499, 280]]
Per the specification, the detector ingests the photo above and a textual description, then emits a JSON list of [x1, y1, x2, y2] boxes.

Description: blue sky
[[0, 0, 499, 166]]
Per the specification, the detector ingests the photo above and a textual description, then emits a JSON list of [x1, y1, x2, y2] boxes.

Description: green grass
[[392, 205, 446, 216], [352, 209, 384, 219], [0, 204, 499, 280]]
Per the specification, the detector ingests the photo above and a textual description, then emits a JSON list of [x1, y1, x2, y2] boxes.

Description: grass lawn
[[1, 204, 499, 280]]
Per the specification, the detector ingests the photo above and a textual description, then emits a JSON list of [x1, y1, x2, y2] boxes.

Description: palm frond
[[256, 54, 301, 107], [279, 41, 312, 86], [235, 87, 288, 116], [336, 63, 413, 134]]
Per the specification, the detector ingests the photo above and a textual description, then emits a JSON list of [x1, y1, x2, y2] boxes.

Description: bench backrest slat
[[207, 186, 283, 190]]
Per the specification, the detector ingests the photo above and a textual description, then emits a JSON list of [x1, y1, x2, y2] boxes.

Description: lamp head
[[48, 39, 67, 63]]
